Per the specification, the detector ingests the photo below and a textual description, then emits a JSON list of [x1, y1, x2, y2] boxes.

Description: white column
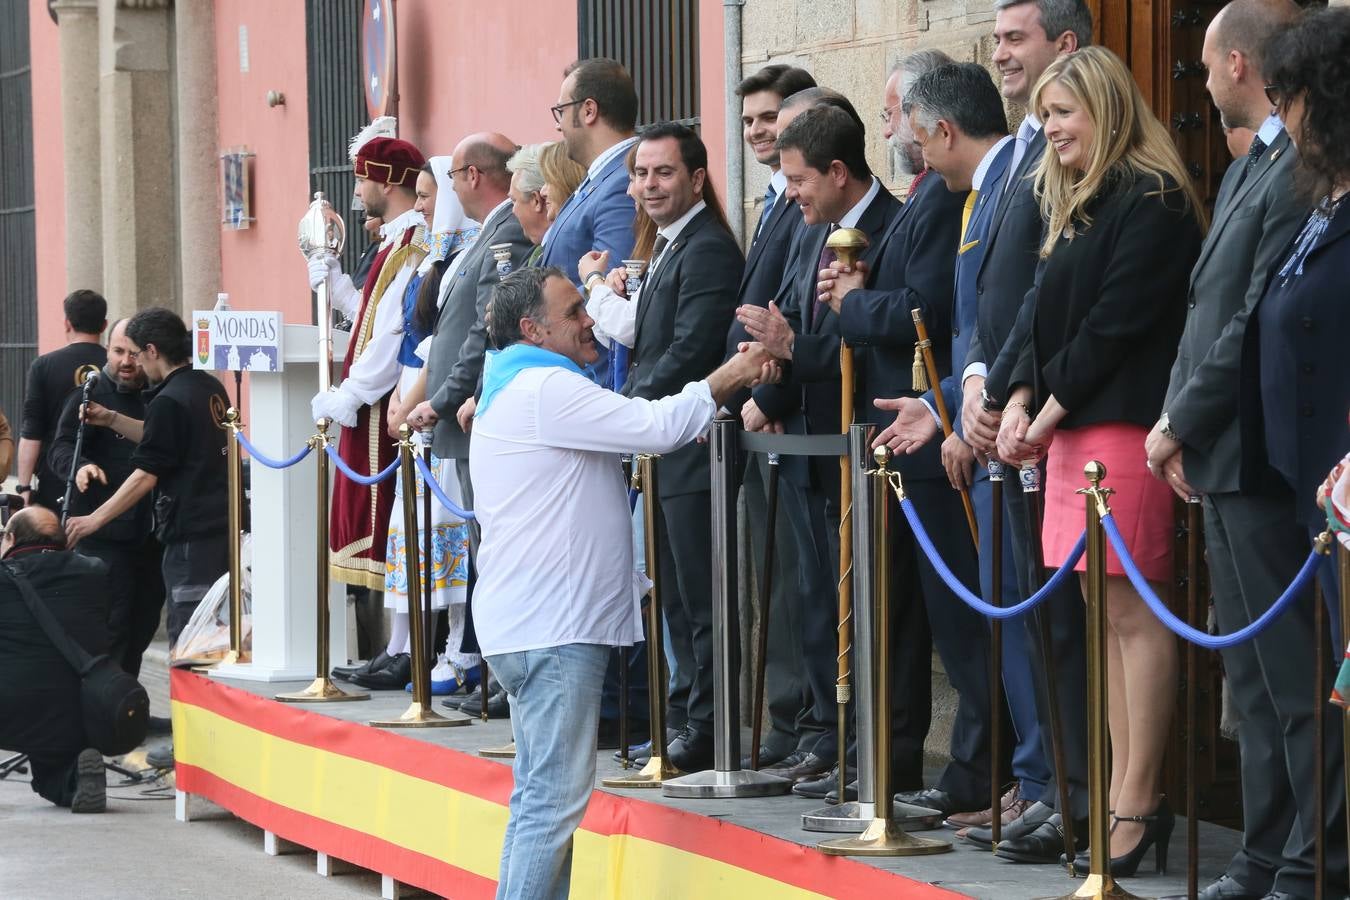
[[172, 0, 222, 318], [52, 0, 103, 294]]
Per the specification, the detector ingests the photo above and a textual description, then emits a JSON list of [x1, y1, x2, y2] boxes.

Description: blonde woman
[[538, 141, 587, 224], [994, 45, 1205, 876]]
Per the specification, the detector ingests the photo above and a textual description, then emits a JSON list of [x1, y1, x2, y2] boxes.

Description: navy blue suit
[[541, 140, 638, 388]]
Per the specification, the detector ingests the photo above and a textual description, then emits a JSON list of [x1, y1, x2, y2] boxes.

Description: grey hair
[[903, 62, 1009, 138], [892, 48, 956, 83], [487, 266, 562, 348], [994, 0, 1094, 47], [507, 143, 547, 195]]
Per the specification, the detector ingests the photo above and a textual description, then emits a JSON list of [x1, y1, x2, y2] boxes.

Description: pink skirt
[[1043, 422, 1174, 583]]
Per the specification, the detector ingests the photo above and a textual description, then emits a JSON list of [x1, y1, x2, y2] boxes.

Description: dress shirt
[[469, 366, 717, 655], [1006, 114, 1041, 190], [755, 170, 789, 240], [584, 136, 639, 187], [437, 200, 511, 309], [585, 199, 708, 347], [839, 177, 882, 229], [1255, 113, 1283, 150]]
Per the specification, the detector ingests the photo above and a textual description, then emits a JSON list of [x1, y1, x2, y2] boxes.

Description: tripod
[[0, 752, 28, 779]]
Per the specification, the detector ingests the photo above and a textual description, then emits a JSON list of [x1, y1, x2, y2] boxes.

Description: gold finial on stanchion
[[604, 453, 680, 787], [369, 425, 466, 727], [820, 446, 951, 857], [277, 419, 369, 702], [1059, 462, 1137, 900]]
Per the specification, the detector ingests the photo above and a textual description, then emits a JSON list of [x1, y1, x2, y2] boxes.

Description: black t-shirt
[[20, 342, 107, 509], [131, 366, 229, 543]]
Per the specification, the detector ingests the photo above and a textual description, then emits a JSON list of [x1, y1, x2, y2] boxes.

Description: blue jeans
[[489, 643, 610, 900]]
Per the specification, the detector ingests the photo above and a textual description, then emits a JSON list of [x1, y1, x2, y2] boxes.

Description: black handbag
[[1, 562, 149, 756]]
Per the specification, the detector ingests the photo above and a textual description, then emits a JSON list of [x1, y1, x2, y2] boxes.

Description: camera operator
[[64, 308, 229, 649], [49, 318, 164, 677], [0, 506, 111, 813]]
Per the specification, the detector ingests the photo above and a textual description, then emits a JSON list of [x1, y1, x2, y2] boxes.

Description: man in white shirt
[[471, 266, 774, 900]]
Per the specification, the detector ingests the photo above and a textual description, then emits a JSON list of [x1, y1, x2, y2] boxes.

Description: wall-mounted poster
[[221, 147, 256, 230]]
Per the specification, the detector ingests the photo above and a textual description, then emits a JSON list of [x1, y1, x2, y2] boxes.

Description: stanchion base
[[478, 741, 517, 759], [661, 767, 792, 799], [191, 650, 250, 674], [275, 677, 369, 703], [818, 817, 952, 857], [1055, 874, 1143, 899], [369, 702, 469, 727], [802, 800, 943, 833], [601, 755, 680, 789]]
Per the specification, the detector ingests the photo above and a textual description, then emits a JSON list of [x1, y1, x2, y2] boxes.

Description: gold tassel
[[912, 343, 928, 392]]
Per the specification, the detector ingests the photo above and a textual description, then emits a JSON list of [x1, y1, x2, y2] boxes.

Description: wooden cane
[[989, 461, 1006, 846], [750, 453, 781, 771], [1185, 496, 1202, 899], [909, 309, 978, 546], [1315, 577, 1327, 900]]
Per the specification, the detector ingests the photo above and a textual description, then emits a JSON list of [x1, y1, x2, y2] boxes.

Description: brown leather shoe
[[946, 783, 1027, 829]]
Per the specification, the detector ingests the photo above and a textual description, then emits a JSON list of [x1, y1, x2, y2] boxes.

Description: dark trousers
[[1005, 471, 1089, 818], [972, 469, 1050, 799], [659, 490, 716, 735], [1207, 487, 1347, 897], [28, 749, 80, 807], [161, 534, 230, 648], [81, 536, 165, 677]]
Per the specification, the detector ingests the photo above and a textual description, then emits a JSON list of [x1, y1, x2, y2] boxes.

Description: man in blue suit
[[544, 57, 640, 392], [868, 62, 1050, 832]]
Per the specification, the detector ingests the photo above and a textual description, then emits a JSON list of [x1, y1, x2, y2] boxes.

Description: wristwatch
[[980, 387, 1003, 412], [1159, 413, 1180, 442], [15, 484, 30, 495]]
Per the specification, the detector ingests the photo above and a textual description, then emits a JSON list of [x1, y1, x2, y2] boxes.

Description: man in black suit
[[725, 65, 826, 771], [1152, 5, 1332, 899], [601, 122, 744, 772], [738, 101, 901, 789], [959, 0, 1094, 861]]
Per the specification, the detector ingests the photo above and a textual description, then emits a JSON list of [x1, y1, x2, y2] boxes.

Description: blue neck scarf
[[477, 343, 584, 416]]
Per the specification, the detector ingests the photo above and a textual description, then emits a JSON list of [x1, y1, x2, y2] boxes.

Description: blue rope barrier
[[324, 444, 399, 486], [413, 454, 476, 521], [1102, 513, 1325, 649], [900, 497, 1086, 619], [235, 432, 313, 470]]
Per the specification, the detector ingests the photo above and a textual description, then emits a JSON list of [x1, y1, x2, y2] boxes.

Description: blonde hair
[[539, 142, 587, 212], [1030, 46, 1206, 258]]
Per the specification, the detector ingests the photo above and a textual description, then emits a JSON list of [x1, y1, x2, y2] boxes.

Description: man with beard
[[48, 318, 163, 677]]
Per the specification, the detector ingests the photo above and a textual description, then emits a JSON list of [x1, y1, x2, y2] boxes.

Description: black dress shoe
[[666, 729, 714, 772], [994, 812, 1086, 863], [1158, 875, 1261, 900], [460, 688, 510, 718], [895, 787, 980, 818], [793, 764, 857, 800], [740, 745, 791, 770], [351, 653, 411, 690], [965, 800, 1054, 848], [823, 779, 860, 804], [764, 751, 832, 783], [145, 715, 173, 736], [1071, 801, 1175, 877], [333, 650, 390, 682]]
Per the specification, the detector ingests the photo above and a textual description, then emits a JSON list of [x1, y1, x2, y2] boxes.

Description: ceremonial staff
[[909, 308, 978, 544], [828, 226, 867, 806], [297, 192, 346, 394]]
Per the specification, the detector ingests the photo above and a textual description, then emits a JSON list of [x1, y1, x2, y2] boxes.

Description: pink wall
[[395, 2, 580, 160], [698, 0, 727, 203], [30, 0, 65, 352], [213, 1, 312, 323]]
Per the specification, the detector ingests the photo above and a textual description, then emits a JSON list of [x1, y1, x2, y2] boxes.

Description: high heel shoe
[[1070, 798, 1175, 877]]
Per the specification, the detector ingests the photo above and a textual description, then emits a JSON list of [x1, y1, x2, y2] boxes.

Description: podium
[[211, 324, 351, 682]]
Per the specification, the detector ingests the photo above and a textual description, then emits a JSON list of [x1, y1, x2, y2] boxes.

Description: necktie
[[1006, 119, 1037, 189], [1246, 134, 1267, 173], [906, 168, 928, 200], [812, 226, 837, 328], [646, 234, 670, 283], [755, 185, 777, 242], [960, 190, 979, 248]]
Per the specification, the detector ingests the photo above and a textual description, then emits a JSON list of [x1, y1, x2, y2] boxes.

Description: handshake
[[706, 342, 782, 405]]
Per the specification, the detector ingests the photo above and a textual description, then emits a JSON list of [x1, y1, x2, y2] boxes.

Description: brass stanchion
[[604, 453, 679, 787], [910, 308, 978, 545], [1058, 462, 1138, 900], [1339, 542, 1350, 859], [989, 459, 1006, 847], [277, 420, 368, 702], [750, 452, 781, 771], [420, 430, 436, 673], [194, 408, 249, 672], [1185, 496, 1202, 899], [1315, 572, 1327, 900], [819, 447, 951, 857], [370, 425, 466, 727]]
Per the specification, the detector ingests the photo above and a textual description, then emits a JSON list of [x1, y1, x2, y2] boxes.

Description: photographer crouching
[[0, 507, 111, 812]]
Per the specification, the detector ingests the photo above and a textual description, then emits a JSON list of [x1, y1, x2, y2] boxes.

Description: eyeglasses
[[127, 349, 143, 360], [1264, 84, 1284, 108], [879, 104, 900, 124], [448, 165, 472, 179], [550, 99, 585, 124]]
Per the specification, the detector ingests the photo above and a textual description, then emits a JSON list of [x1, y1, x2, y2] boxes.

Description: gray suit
[[1164, 131, 1344, 897], [426, 202, 533, 460]]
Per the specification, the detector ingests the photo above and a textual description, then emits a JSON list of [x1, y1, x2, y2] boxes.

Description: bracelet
[[583, 271, 605, 290], [1004, 400, 1030, 416]]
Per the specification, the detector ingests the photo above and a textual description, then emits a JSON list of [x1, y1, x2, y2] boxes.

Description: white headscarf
[[419, 156, 480, 274]]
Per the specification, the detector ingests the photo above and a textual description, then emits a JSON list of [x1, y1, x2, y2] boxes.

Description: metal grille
[[306, 0, 367, 288], [0, 0, 36, 429], [578, 0, 699, 129]]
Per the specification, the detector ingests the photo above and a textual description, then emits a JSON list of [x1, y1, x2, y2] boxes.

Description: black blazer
[[968, 128, 1048, 398], [837, 172, 964, 480], [1005, 170, 1203, 429], [1239, 198, 1350, 527], [624, 206, 745, 497]]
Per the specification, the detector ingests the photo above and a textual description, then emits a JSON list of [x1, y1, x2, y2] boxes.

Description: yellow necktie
[[959, 189, 980, 255]]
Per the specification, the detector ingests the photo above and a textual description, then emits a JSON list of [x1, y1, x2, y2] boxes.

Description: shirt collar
[[973, 135, 1015, 192], [1019, 113, 1042, 141], [837, 177, 881, 229], [768, 169, 788, 196], [657, 199, 707, 244], [480, 198, 514, 232], [380, 208, 426, 242], [1256, 113, 1284, 148], [587, 136, 639, 182]]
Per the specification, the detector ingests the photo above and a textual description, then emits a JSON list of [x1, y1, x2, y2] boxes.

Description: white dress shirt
[[585, 199, 708, 349], [469, 366, 717, 655], [838, 177, 881, 229]]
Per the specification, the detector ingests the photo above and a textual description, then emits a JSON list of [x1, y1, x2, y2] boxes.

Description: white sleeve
[[330, 272, 360, 319], [535, 370, 715, 455], [584, 283, 637, 349], [334, 260, 415, 406], [961, 361, 988, 386]]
